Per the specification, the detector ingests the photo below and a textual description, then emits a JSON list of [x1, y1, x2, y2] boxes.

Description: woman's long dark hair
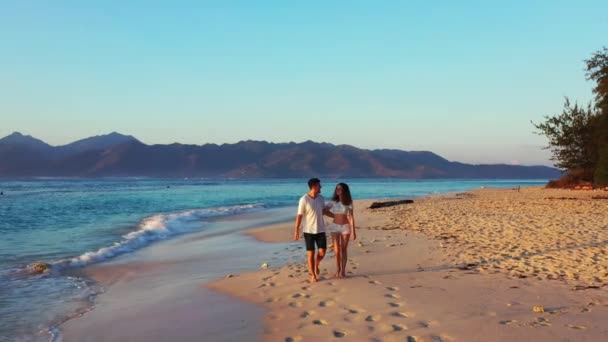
[[332, 183, 352, 205]]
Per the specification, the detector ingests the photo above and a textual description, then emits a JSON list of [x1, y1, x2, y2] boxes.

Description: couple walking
[[294, 178, 356, 283]]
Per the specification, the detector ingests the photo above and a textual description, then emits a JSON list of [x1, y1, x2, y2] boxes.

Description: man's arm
[[294, 214, 303, 240], [323, 207, 334, 218]]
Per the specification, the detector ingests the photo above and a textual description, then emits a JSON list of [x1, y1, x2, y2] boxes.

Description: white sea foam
[[52, 204, 264, 269]]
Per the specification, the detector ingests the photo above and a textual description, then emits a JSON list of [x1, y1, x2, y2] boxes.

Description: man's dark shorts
[[303, 232, 327, 251]]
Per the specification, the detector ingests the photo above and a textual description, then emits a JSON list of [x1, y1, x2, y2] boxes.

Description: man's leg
[[315, 233, 327, 277], [307, 250, 317, 282], [304, 233, 317, 282], [316, 248, 326, 277]]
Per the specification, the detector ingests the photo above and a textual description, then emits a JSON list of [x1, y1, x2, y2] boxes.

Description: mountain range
[[0, 132, 561, 179]]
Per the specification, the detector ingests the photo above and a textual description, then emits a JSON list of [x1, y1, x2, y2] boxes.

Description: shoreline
[[60, 186, 608, 341], [57, 197, 400, 341], [59, 207, 297, 342]]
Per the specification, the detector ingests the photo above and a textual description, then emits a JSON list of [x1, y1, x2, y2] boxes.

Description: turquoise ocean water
[[0, 178, 547, 341]]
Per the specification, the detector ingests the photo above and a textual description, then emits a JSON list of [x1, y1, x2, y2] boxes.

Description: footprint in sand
[[388, 302, 403, 308], [301, 286, 310, 291], [392, 324, 407, 332], [312, 319, 328, 326], [300, 311, 314, 318], [418, 321, 431, 328], [333, 330, 346, 338], [285, 336, 303, 342], [369, 280, 382, 285], [386, 286, 399, 291], [291, 293, 303, 298], [319, 300, 335, 308], [499, 319, 517, 325], [344, 307, 363, 314], [532, 317, 551, 327], [391, 312, 408, 318], [265, 298, 278, 303], [385, 293, 401, 299], [289, 302, 303, 308], [431, 335, 453, 342], [365, 314, 381, 322], [566, 324, 587, 330], [407, 336, 421, 342]]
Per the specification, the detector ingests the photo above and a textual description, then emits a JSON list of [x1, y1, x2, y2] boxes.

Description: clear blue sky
[[1, 1, 607, 166]]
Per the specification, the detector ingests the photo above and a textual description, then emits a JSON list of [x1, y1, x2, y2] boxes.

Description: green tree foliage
[[585, 47, 608, 185], [534, 47, 608, 186], [533, 99, 599, 176], [586, 47, 608, 112]]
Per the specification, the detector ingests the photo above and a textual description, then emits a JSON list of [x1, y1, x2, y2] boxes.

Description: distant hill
[[57, 132, 139, 156], [0, 132, 53, 152], [0, 132, 561, 179]]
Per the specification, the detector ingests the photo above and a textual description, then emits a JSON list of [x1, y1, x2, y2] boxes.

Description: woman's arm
[[348, 208, 356, 240]]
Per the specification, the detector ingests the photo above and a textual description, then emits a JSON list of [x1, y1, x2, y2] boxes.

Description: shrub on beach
[[546, 169, 594, 189]]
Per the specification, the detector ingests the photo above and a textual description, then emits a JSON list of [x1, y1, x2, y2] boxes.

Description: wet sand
[[61, 208, 297, 342]]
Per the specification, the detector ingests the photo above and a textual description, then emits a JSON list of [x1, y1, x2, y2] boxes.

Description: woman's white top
[[327, 201, 353, 215]]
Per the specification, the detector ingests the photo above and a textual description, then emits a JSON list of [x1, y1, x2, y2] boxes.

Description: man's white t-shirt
[[297, 194, 326, 234]]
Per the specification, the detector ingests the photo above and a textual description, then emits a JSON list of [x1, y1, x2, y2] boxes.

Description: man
[[294, 178, 332, 283]]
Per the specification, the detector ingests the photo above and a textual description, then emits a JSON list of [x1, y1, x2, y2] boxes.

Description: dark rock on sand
[[369, 199, 414, 209]]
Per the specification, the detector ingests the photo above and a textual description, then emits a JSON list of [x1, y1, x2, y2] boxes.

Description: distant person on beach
[[326, 183, 356, 278], [294, 178, 332, 283]]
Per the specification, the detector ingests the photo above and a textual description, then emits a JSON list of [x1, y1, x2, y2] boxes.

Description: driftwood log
[[368, 199, 414, 209]]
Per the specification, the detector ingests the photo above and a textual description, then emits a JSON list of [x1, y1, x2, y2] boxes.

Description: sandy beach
[[211, 188, 608, 341], [59, 187, 608, 341]]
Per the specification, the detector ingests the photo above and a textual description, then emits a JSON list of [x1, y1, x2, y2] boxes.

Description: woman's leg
[[340, 233, 351, 278], [331, 233, 342, 278]]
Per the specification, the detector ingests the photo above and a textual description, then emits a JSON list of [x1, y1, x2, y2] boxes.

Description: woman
[[326, 183, 356, 278]]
